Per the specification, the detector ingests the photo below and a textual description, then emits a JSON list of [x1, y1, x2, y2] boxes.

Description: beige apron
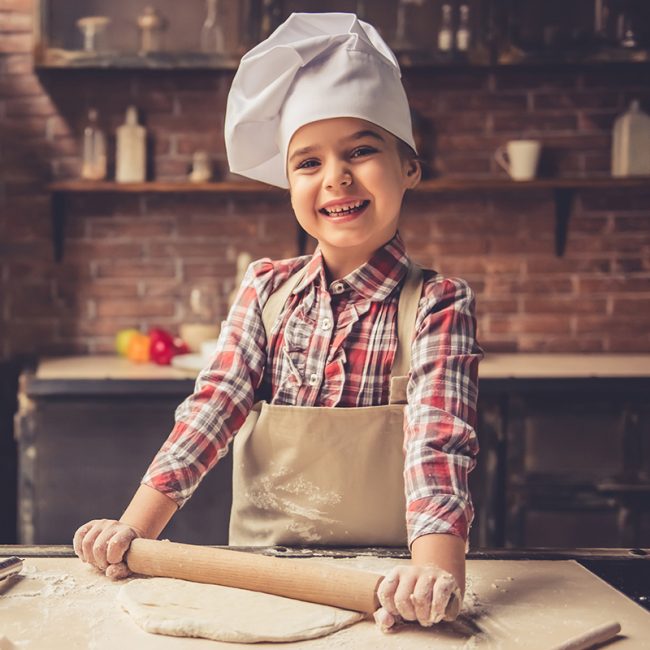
[[229, 262, 423, 547]]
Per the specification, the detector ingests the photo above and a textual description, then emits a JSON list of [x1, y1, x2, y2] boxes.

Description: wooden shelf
[[47, 176, 650, 194], [48, 180, 275, 193], [48, 176, 650, 262], [35, 48, 650, 71], [35, 49, 241, 70], [497, 46, 650, 66]]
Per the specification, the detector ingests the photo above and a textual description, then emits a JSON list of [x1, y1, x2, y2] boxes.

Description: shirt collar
[[292, 231, 410, 302]]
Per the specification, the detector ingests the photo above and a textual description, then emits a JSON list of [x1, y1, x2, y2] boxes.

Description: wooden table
[[1, 546, 650, 649]]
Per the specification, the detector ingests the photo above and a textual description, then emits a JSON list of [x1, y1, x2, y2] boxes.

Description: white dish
[[171, 353, 206, 373]]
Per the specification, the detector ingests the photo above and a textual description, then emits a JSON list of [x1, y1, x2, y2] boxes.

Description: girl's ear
[[404, 158, 422, 189]]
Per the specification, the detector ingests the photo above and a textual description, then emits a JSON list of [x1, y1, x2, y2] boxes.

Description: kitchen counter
[[1, 546, 649, 649], [27, 352, 650, 382], [14, 355, 650, 549]]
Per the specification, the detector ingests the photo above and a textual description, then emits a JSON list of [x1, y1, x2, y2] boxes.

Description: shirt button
[[331, 282, 345, 295], [321, 318, 332, 331], [308, 373, 319, 386]]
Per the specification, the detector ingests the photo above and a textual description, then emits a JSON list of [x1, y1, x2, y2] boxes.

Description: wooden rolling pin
[[550, 621, 621, 650], [126, 539, 382, 613]]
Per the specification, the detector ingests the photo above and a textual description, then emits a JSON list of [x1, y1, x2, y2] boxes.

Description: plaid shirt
[[143, 232, 482, 544]]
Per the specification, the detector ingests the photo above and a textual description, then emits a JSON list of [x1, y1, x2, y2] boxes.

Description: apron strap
[[260, 260, 423, 379], [391, 262, 424, 379], [261, 268, 306, 338]]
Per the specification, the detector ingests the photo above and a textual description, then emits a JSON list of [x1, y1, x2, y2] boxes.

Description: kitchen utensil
[[0, 556, 23, 583], [126, 539, 381, 613], [126, 539, 460, 617], [550, 620, 621, 650]]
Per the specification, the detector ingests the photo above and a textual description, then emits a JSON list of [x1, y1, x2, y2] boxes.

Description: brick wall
[[1, 2, 650, 358]]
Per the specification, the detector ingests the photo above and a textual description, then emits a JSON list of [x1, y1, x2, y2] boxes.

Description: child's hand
[[374, 564, 462, 633], [73, 519, 143, 580]]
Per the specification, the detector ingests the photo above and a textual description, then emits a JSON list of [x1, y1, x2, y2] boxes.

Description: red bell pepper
[[149, 328, 189, 365]]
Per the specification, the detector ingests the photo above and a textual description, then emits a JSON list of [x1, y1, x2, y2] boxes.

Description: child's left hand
[[374, 564, 462, 633]]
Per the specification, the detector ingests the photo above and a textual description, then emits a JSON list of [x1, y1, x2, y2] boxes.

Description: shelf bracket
[[51, 191, 66, 263], [553, 188, 575, 257]]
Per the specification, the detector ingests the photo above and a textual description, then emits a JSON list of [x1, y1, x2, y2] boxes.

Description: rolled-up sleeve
[[404, 275, 482, 546], [141, 259, 277, 508]]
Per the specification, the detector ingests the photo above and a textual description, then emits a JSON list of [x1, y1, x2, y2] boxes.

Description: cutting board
[[1, 557, 648, 649]]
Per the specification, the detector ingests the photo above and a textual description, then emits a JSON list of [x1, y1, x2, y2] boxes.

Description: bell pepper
[[149, 328, 190, 365], [126, 332, 151, 363]]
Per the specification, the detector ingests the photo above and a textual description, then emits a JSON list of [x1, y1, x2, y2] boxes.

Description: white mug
[[494, 140, 541, 181]]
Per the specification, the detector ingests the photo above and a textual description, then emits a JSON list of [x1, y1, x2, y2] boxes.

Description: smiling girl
[[73, 13, 482, 633]]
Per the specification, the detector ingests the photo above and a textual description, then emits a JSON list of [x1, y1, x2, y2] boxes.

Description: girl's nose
[[324, 161, 352, 189]]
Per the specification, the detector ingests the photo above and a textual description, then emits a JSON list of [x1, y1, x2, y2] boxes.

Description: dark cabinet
[[15, 370, 232, 545], [15, 355, 650, 548]]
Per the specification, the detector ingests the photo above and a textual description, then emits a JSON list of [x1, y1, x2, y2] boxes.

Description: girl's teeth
[[325, 201, 366, 215]]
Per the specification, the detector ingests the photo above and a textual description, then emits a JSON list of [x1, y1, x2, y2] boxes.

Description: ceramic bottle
[[116, 106, 146, 183], [612, 100, 650, 176]]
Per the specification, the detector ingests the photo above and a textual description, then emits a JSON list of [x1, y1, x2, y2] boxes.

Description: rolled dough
[[118, 578, 365, 643]]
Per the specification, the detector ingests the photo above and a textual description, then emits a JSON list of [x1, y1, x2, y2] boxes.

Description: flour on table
[[118, 577, 365, 643], [1, 565, 76, 599]]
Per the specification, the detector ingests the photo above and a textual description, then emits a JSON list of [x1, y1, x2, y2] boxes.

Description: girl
[[74, 13, 482, 632]]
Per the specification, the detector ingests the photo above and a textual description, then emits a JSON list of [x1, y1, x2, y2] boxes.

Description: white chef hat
[[224, 12, 416, 188]]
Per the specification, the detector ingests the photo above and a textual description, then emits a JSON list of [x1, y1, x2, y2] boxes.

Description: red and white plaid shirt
[[143, 232, 482, 544]]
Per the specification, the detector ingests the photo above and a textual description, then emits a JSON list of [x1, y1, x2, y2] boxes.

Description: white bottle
[[456, 4, 470, 52], [116, 106, 146, 183], [611, 100, 650, 177], [438, 4, 453, 52], [81, 108, 107, 180]]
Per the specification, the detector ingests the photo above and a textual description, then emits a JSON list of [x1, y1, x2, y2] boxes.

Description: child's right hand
[[73, 519, 143, 580]]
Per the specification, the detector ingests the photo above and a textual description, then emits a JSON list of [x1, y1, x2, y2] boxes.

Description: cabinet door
[[16, 394, 232, 545]]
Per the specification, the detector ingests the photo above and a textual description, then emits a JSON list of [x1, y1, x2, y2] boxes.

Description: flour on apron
[[229, 263, 423, 547]]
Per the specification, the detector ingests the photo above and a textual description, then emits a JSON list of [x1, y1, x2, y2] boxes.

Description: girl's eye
[[350, 146, 377, 158], [296, 158, 319, 170]]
